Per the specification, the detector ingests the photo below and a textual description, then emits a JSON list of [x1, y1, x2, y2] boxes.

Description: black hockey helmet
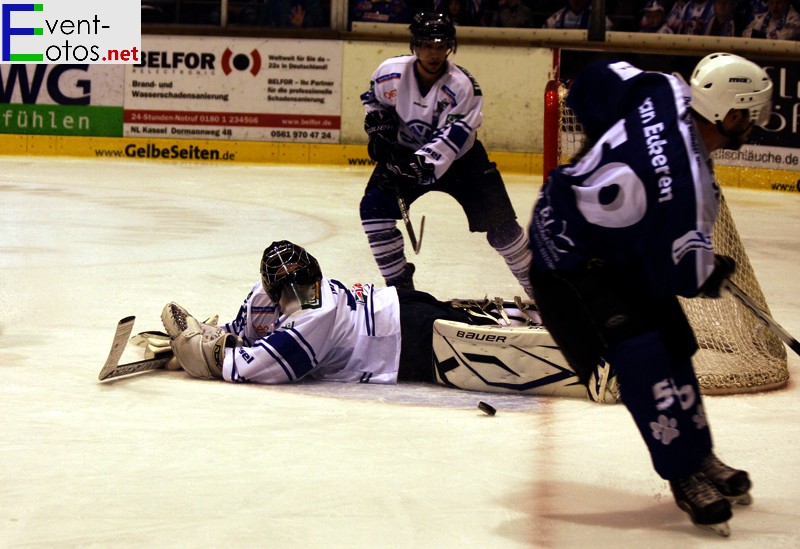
[[260, 240, 322, 303], [409, 12, 456, 54]]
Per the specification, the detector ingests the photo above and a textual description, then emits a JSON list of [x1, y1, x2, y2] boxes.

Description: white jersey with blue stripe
[[361, 55, 483, 181], [221, 278, 401, 384]]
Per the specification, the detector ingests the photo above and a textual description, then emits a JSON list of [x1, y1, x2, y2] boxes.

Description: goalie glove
[[168, 315, 237, 380], [386, 154, 435, 187], [161, 302, 222, 338], [131, 312, 221, 371], [365, 109, 398, 163], [698, 255, 736, 299], [161, 303, 241, 378]]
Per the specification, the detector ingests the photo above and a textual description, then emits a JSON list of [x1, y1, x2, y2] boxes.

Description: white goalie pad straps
[[432, 319, 619, 403]]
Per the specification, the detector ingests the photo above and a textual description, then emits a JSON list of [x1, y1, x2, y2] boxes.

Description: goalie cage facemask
[[409, 12, 457, 54], [260, 240, 323, 306]]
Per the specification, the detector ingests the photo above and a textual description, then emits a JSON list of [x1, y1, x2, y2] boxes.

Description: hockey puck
[[478, 401, 496, 416]]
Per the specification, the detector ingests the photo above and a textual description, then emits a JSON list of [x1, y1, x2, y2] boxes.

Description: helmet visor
[[413, 37, 455, 51], [750, 98, 772, 127], [736, 85, 773, 127]]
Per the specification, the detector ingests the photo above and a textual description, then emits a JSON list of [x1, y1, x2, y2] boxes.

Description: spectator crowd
[[141, 0, 800, 40]]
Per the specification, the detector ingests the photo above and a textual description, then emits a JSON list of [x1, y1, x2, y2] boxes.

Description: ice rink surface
[[1, 156, 799, 548]]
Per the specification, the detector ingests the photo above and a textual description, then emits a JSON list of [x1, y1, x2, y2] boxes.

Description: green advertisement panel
[[0, 104, 123, 136], [0, 64, 124, 137]]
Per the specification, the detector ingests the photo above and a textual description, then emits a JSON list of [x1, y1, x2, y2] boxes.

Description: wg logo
[[0, 64, 91, 104]]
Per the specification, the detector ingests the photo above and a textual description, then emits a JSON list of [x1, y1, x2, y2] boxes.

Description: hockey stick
[[384, 145, 425, 254], [98, 316, 135, 380], [99, 354, 173, 381], [397, 193, 425, 254], [723, 279, 800, 357], [98, 316, 172, 381]]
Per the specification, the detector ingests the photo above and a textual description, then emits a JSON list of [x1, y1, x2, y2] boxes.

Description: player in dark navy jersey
[[527, 53, 773, 536]]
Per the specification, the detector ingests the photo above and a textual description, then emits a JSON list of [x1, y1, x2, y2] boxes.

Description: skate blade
[[676, 500, 732, 537], [695, 521, 731, 537], [726, 492, 753, 506]]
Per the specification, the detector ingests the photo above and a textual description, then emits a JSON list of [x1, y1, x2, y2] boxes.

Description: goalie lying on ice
[[153, 239, 619, 403]]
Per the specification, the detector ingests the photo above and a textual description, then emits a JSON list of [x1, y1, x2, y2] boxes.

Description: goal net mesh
[[545, 81, 788, 395]]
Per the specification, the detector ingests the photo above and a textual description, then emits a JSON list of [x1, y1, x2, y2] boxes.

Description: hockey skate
[[388, 263, 415, 290], [670, 472, 732, 537], [700, 453, 753, 505]]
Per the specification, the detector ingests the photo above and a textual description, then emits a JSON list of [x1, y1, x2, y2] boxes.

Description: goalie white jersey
[[221, 278, 401, 384], [361, 55, 483, 181]]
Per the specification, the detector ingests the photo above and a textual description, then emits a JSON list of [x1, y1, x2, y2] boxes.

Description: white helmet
[[690, 52, 773, 127]]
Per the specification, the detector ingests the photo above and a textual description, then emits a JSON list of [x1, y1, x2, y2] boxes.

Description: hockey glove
[[365, 110, 398, 163], [698, 254, 736, 298], [132, 313, 221, 371], [386, 154, 435, 187], [170, 316, 236, 380], [376, 145, 413, 194]]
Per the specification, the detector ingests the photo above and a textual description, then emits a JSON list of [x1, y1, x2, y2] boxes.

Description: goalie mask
[[690, 52, 773, 129], [409, 12, 456, 54], [260, 240, 323, 309]]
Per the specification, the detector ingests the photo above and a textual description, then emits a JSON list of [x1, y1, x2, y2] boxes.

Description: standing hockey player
[[359, 12, 533, 296], [527, 53, 773, 535]]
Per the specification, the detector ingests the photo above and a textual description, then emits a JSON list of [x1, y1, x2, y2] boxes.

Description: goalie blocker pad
[[432, 319, 620, 403]]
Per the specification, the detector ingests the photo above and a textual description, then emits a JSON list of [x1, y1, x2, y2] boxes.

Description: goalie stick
[[397, 193, 425, 254], [98, 316, 173, 381], [99, 354, 173, 381], [724, 279, 800, 357]]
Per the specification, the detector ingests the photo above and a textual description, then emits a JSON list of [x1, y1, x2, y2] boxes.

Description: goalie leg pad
[[529, 264, 697, 385], [587, 360, 621, 404], [433, 319, 591, 399], [450, 297, 542, 327]]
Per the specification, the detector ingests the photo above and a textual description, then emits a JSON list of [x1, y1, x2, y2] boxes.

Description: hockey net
[[543, 79, 789, 395]]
